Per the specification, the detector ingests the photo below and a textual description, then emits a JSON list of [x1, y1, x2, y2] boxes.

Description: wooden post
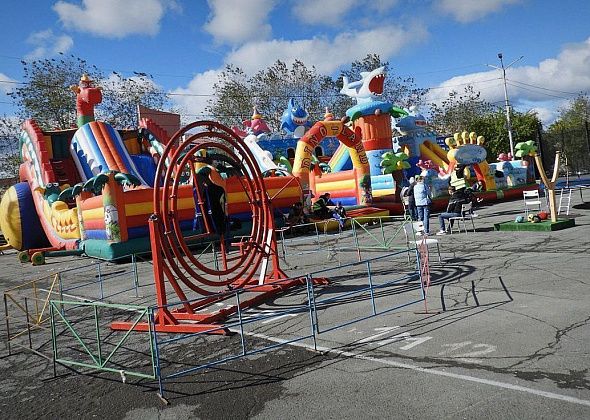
[[534, 151, 560, 223]]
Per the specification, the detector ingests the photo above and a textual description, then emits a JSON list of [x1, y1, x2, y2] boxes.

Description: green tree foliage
[[207, 60, 340, 131], [8, 54, 103, 130], [98, 71, 170, 129], [549, 94, 590, 130], [428, 85, 493, 135], [250, 60, 338, 129], [428, 86, 541, 160], [0, 116, 23, 178], [205, 64, 254, 129], [206, 54, 428, 131], [546, 94, 590, 172], [8, 55, 170, 131]]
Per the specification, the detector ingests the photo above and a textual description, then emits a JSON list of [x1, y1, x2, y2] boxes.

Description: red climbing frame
[[112, 121, 316, 334]]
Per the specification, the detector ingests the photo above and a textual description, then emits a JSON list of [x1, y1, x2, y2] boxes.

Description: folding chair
[[403, 221, 442, 263], [523, 190, 542, 216], [557, 188, 572, 215], [448, 202, 476, 234]]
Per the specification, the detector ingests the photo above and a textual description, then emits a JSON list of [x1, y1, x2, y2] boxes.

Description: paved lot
[[1, 191, 589, 419]]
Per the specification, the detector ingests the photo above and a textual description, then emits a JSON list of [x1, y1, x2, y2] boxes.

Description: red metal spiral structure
[[112, 121, 306, 334]]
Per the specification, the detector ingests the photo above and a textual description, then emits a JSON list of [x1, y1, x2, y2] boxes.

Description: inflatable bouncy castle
[[0, 75, 302, 263]]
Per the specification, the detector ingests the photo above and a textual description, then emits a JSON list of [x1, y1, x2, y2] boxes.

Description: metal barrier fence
[[49, 300, 157, 381], [150, 245, 423, 399], [4, 219, 430, 400], [3, 273, 61, 357], [277, 216, 413, 270], [2, 253, 154, 360]]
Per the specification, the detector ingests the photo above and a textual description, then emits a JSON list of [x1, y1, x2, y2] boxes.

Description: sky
[[1, 0, 590, 127]]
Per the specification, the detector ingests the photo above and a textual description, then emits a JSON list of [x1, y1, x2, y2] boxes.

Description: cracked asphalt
[[1, 190, 589, 419]]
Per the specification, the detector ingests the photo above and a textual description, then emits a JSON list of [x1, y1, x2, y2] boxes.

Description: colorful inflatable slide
[[0, 77, 302, 263]]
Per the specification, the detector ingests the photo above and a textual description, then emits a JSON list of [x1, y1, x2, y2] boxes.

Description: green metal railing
[[49, 300, 157, 380]]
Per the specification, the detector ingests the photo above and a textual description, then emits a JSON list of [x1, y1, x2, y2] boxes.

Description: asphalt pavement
[[1, 189, 589, 419]]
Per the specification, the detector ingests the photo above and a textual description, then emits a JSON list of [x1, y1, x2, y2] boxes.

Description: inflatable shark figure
[[280, 98, 311, 137], [394, 112, 428, 134], [340, 66, 386, 105]]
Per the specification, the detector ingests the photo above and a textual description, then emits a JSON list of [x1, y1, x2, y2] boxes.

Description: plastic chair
[[403, 221, 441, 263], [448, 202, 476, 234], [523, 190, 542, 216], [557, 188, 572, 215]]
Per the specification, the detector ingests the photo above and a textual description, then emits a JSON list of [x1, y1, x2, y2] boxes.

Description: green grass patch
[[494, 218, 575, 232]]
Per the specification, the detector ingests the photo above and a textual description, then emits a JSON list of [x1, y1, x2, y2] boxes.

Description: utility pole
[[487, 53, 523, 160]]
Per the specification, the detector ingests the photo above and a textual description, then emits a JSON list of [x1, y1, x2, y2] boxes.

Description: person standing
[[413, 176, 432, 235], [402, 177, 418, 221]]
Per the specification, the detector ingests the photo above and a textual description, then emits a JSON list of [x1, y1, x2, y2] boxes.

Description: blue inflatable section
[[367, 149, 390, 177], [14, 182, 50, 249], [130, 154, 157, 187]]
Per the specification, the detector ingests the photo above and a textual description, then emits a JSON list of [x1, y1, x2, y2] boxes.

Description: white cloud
[[224, 23, 429, 75], [203, 0, 277, 45], [169, 70, 221, 119], [25, 29, 73, 59], [291, 0, 398, 26], [0, 73, 17, 94], [291, 0, 356, 26], [434, 0, 521, 23], [529, 105, 560, 126], [426, 37, 590, 125], [53, 0, 177, 38]]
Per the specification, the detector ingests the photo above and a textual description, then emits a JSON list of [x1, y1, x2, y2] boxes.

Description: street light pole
[[487, 53, 523, 160]]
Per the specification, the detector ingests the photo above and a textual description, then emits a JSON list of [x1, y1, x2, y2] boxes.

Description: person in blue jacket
[[413, 176, 432, 235]]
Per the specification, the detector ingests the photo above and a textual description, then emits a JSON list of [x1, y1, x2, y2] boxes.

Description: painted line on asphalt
[[237, 330, 590, 408]]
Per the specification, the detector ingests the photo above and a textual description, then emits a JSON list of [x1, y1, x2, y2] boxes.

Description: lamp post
[[487, 53, 523, 160]]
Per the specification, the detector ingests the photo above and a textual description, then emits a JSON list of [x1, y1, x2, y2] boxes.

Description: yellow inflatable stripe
[[315, 180, 355, 193], [372, 189, 395, 198], [125, 197, 194, 216], [82, 207, 104, 220], [227, 186, 300, 203]]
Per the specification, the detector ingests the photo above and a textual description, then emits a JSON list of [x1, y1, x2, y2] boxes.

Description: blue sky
[[1, 0, 589, 125]]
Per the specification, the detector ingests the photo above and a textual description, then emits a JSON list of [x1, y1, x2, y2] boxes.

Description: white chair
[[448, 202, 476, 234], [557, 188, 572, 215], [523, 190, 542, 216], [403, 221, 441, 263]]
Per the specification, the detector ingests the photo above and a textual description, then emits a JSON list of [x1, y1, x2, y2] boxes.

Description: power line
[[506, 79, 583, 96], [426, 77, 501, 90], [506, 82, 573, 100]]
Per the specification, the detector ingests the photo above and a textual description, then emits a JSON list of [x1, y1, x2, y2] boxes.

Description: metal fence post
[[235, 291, 247, 356], [24, 297, 33, 349], [4, 294, 11, 355], [94, 305, 102, 366], [57, 274, 65, 315], [366, 261, 377, 315], [305, 275, 318, 351], [33, 280, 40, 323], [212, 243, 219, 271], [351, 220, 362, 261], [379, 217, 386, 245], [132, 254, 140, 297], [96, 261, 104, 300], [49, 303, 57, 377], [149, 310, 165, 401]]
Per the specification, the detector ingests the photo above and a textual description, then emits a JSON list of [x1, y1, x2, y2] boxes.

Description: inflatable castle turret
[[340, 67, 408, 177]]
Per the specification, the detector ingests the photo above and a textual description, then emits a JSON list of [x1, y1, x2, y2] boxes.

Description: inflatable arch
[[292, 120, 372, 205]]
